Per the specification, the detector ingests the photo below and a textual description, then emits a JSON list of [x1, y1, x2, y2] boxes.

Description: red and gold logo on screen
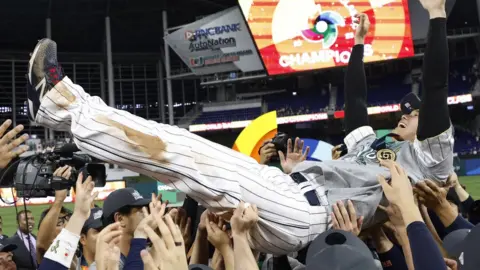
[[238, 0, 414, 75]]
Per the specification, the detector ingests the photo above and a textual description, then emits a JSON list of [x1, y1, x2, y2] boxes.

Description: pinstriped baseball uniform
[[35, 77, 453, 254]]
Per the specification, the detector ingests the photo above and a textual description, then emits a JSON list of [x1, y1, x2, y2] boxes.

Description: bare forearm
[[37, 201, 63, 260], [233, 234, 257, 270], [397, 229, 415, 270], [190, 230, 209, 265], [219, 246, 234, 270]]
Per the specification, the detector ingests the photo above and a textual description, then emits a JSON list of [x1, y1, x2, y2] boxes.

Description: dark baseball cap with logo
[[102, 188, 151, 225], [82, 207, 104, 234], [0, 243, 17, 253], [306, 229, 379, 270], [400, 92, 421, 115], [443, 223, 480, 270]]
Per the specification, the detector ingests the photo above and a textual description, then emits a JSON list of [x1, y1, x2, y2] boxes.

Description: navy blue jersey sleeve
[[406, 222, 447, 270]]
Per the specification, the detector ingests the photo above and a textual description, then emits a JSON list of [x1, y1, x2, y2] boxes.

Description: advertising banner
[[164, 6, 264, 75], [238, 0, 415, 75]]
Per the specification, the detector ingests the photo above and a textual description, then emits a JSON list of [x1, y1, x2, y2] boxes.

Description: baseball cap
[[82, 207, 104, 234], [400, 92, 421, 115], [0, 243, 17, 252], [306, 229, 378, 270], [102, 188, 151, 222], [443, 223, 480, 270]]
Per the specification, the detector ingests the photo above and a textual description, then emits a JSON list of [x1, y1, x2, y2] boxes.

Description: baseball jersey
[[292, 125, 454, 228]]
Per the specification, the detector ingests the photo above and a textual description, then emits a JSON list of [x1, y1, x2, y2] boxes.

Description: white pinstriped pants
[[35, 77, 329, 254]]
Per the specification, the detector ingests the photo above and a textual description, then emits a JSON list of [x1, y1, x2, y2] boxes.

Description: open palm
[[278, 137, 310, 174]]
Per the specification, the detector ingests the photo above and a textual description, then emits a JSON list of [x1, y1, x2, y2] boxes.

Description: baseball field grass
[[1, 176, 480, 237]]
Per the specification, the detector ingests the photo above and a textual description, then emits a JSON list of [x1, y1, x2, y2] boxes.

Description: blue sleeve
[[428, 209, 447, 239], [377, 244, 408, 270], [444, 215, 474, 235], [38, 257, 68, 270], [123, 238, 147, 270], [406, 222, 447, 270]]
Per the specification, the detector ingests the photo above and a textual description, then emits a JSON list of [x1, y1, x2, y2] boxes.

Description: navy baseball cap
[[306, 230, 379, 270], [82, 207, 104, 234], [102, 188, 151, 223], [400, 93, 421, 115], [443, 223, 480, 269], [0, 243, 17, 252]]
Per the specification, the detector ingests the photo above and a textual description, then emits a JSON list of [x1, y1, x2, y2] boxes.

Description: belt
[[290, 172, 321, 206]]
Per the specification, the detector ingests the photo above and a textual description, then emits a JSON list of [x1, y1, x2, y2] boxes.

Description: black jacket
[[5, 232, 37, 270]]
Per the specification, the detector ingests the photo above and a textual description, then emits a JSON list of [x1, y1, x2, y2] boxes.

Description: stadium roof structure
[[0, 0, 237, 54]]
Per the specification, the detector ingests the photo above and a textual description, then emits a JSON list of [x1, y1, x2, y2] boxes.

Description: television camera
[[0, 143, 106, 198]]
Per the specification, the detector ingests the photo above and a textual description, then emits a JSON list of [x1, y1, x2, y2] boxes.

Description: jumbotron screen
[[238, 0, 415, 75]]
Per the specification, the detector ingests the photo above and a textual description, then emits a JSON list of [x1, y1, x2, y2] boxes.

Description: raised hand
[[377, 160, 415, 208], [354, 13, 371, 43], [141, 212, 188, 270], [278, 137, 309, 174], [231, 202, 259, 236], [53, 166, 73, 203], [413, 180, 449, 212], [134, 194, 167, 239], [74, 173, 98, 219], [331, 200, 364, 236], [206, 217, 230, 249], [169, 208, 192, 249], [95, 222, 122, 270], [259, 140, 277, 165], [0, 120, 29, 169], [418, 0, 446, 18]]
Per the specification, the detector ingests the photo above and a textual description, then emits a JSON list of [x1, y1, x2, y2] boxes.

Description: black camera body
[[271, 132, 289, 154], [1, 144, 106, 198]]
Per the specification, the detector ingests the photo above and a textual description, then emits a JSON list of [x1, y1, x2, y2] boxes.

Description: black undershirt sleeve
[[417, 18, 450, 141], [344, 44, 369, 134]]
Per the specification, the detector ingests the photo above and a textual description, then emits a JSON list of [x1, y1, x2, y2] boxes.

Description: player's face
[[393, 110, 419, 142]]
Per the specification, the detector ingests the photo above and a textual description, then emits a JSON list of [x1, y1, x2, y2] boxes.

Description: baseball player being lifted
[[25, 0, 452, 255]]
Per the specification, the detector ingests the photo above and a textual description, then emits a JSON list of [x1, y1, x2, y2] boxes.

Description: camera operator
[[259, 140, 277, 165], [36, 165, 73, 264]]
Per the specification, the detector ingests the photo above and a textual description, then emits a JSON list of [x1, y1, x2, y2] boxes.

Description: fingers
[[9, 145, 29, 158], [0, 120, 12, 138], [278, 151, 286, 163], [332, 202, 345, 228], [154, 210, 175, 249], [6, 134, 29, 152], [234, 201, 246, 217], [185, 217, 192, 234], [62, 166, 72, 178], [76, 172, 84, 191], [377, 175, 391, 192], [164, 214, 184, 246], [415, 181, 436, 198], [380, 160, 399, 176], [304, 146, 310, 158], [144, 224, 167, 254], [347, 200, 357, 228], [424, 179, 441, 193], [297, 138, 303, 153], [287, 138, 293, 154], [357, 216, 364, 230], [141, 250, 158, 270], [0, 124, 24, 146]]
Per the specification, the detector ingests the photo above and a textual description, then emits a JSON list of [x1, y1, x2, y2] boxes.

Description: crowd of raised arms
[[0, 0, 478, 269]]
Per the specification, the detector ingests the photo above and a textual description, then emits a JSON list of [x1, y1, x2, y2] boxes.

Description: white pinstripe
[[35, 77, 329, 255]]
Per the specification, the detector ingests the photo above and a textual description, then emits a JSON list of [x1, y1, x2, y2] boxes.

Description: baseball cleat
[[27, 38, 64, 122]]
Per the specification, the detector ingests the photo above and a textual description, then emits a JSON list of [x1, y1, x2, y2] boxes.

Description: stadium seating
[[190, 60, 475, 125], [192, 107, 263, 124]]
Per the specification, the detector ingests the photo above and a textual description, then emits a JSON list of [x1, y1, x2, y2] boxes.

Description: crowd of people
[[0, 0, 478, 269]]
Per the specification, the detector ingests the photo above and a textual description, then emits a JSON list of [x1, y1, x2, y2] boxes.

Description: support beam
[[158, 60, 166, 124], [162, 11, 174, 125], [106, 17, 115, 107], [46, 18, 54, 140]]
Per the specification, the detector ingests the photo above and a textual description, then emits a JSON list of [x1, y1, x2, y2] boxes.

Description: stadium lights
[[188, 93, 473, 132]]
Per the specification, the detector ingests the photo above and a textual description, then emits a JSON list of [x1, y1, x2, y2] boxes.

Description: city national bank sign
[[185, 23, 241, 41]]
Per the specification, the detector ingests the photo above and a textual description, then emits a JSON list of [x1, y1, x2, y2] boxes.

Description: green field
[[1, 176, 480, 237]]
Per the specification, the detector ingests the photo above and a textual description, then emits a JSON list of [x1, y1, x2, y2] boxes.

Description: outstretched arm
[[413, 0, 453, 182], [417, 5, 449, 140], [344, 13, 370, 135]]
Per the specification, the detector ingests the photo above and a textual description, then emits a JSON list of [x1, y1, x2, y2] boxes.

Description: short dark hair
[[103, 205, 138, 226], [38, 206, 72, 229], [17, 210, 32, 222]]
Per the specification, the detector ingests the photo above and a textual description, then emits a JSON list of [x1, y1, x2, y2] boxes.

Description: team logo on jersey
[[377, 149, 397, 162], [300, 10, 345, 48]]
